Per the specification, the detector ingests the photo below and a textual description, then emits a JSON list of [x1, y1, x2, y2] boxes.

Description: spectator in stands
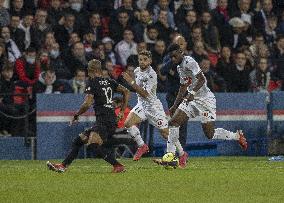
[[133, 9, 152, 42], [54, 13, 76, 50], [144, 24, 159, 50], [0, 0, 10, 27], [253, 0, 274, 35], [115, 28, 137, 67], [116, 0, 139, 25], [0, 63, 17, 135], [0, 42, 7, 71], [271, 35, 284, 81], [211, 0, 230, 32], [68, 68, 86, 93], [19, 13, 34, 50], [241, 13, 254, 43], [30, 9, 52, 50], [9, 15, 25, 52], [174, 0, 195, 26], [153, 10, 174, 44], [227, 51, 250, 92], [88, 12, 103, 42], [201, 10, 220, 53], [243, 47, 255, 71], [137, 41, 148, 53], [47, 0, 64, 27], [199, 57, 227, 92], [102, 37, 117, 65], [221, 17, 249, 50], [152, 39, 167, 92], [104, 59, 123, 80], [43, 32, 56, 52], [215, 46, 233, 85], [64, 42, 88, 76], [249, 33, 265, 57], [191, 41, 208, 63], [66, 0, 89, 30], [89, 41, 106, 63], [249, 57, 272, 92], [82, 30, 95, 54], [38, 50, 49, 72], [35, 69, 72, 93], [173, 34, 190, 55], [10, 0, 25, 18], [152, 0, 175, 29], [1, 26, 21, 63], [15, 47, 40, 87], [187, 25, 205, 51], [109, 9, 132, 44], [265, 15, 278, 47], [177, 10, 197, 43], [49, 42, 71, 80], [232, 0, 253, 18]]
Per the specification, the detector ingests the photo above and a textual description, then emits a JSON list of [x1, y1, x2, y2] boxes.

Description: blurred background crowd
[[0, 0, 284, 135]]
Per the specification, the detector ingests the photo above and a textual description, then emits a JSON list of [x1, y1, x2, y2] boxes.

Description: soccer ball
[[162, 153, 179, 169]]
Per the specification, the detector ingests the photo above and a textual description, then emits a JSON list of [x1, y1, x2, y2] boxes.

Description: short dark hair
[[26, 46, 36, 53], [167, 43, 181, 54], [75, 68, 86, 75], [276, 34, 284, 42]]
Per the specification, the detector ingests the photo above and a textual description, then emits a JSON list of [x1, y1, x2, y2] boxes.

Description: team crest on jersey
[[157, 119, 164, 127]]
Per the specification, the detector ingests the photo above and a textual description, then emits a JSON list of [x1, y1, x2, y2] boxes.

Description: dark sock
[[62, 137, 84, 167], [89, 143, 120, 166]]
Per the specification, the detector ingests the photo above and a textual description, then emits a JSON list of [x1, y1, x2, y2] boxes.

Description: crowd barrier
[[1, 92, 284, 159]]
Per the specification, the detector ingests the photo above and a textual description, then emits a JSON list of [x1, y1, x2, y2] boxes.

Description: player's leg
[[47, 131, 89, 173], [125, 105, 149, 160], [199, 98, 248, 150], [87, 131, 125, 172], [168, 109, 189, 168]]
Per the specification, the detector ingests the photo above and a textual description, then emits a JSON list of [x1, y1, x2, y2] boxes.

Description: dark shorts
[[82, 114, 117, 142]]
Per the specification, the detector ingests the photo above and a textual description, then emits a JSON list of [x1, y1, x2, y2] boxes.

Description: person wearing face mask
[[15, 47, 40, 87], [49, 42, 71, 79], [68, 68, 86, 93], [66, 0, 89, 31]]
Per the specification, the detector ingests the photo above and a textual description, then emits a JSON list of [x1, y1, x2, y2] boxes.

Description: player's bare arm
[[70, 94, 94, 126], [116, 84, 130, 121], [122, 72, 149, 99], [184, 72, 205, 102], [169, 84, 187, 116]]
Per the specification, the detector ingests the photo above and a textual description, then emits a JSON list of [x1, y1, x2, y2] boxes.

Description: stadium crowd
[[0, 0, 284, 135]]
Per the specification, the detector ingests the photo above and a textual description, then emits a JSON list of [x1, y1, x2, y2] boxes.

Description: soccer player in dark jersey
[[47, 59, 130, 173]]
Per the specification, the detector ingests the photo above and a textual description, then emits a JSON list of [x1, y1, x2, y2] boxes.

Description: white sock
[[176, 140, 184, 156], [128, 126, 144, 147], [213, 128, 240, 140], [167, 127, 178, 154]]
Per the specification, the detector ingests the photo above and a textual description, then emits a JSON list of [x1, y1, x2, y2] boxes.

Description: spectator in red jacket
[[15, 47, 40, 86]]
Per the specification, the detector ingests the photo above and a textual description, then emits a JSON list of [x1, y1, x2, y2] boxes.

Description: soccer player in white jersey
[[122, 50, 188, 167], [164, 44, 248, 160]]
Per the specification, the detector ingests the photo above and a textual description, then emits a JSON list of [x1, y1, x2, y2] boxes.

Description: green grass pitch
[[0, 157, 283, 203]]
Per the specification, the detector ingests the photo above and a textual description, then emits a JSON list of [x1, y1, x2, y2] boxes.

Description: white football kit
[[131, 66, 168, 129], [177, 56, 216, 123]]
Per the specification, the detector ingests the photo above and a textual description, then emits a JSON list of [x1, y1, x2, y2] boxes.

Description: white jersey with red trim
[[177, 55, 214, 99]]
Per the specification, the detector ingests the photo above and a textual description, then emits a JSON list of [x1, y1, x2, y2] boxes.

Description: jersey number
[[102, 87, 113, 104]]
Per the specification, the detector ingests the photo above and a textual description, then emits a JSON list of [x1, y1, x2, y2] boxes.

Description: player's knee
[[73, 136, 85, 147], [160, 129, 168, 139], [168, 119, 180, 127], [124, 122, 131, 129]]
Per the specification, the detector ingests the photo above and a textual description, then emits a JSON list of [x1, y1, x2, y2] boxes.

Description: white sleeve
[[186, 60, 202, 77], [144, 72, 157, 93]]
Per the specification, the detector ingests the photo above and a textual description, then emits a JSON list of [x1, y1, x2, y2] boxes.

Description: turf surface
[[0, 157, 283, 203]]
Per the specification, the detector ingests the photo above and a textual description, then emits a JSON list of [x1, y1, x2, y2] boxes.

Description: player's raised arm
[[122, 72, 149, 99], [70, 94, 94, 126]]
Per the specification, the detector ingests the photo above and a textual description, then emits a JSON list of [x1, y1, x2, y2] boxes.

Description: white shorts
[[178, 96, 216, 123], [131, 102, 168, 129]]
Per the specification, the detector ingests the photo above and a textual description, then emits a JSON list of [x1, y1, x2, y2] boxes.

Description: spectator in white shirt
[[19, 14, 33, 49], [115, 28, 137, 67], [1, 26, 21, 63]]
